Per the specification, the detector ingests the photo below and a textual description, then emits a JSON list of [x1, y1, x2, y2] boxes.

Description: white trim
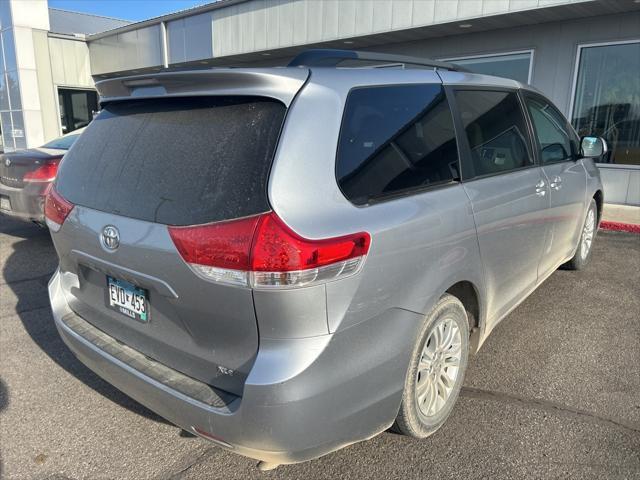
[[442, 49, 535, 84], [568, 39, 640, 122], [160, 21, 169, 69]]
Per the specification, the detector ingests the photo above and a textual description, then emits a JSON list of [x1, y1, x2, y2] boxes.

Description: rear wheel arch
[[445, 281, 483, 354], [445, 281, 480, 329]]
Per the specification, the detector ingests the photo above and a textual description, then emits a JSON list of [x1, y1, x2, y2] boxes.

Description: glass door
[[58, 88, 99, 134]]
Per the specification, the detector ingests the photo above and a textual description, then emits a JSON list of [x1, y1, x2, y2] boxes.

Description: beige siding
[[88, 0, 596, 66], [369, 11, 640, 115], [211, 0, 593, 57], [48, 36, 93, 87], [89, 24, 162, 75], [32, 29, 58, 141]]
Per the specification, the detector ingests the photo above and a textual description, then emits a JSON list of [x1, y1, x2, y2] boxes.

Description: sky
[[47, 0, 213, 22]]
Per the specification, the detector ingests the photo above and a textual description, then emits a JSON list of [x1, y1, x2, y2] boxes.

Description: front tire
[[563, 198, 597, 271], [393, 294, 470, 438]]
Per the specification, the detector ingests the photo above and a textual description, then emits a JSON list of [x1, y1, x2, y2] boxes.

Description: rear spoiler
[[94, 68, 310, 107]]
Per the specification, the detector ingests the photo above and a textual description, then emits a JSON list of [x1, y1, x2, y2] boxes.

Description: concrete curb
[[600, 221, 640, 234]]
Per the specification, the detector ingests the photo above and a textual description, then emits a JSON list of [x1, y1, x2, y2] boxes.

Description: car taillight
[[168, 212, 370, 289], [44, 186, 74, 232], [169, 215, 261, 287], [23, 159, 60, 182]]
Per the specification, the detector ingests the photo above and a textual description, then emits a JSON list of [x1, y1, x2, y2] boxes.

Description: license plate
[[0, 195, 10, 211], [106, 276, 149, 322]]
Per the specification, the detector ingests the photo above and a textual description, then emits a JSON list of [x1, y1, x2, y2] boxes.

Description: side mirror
[[580, 136, 608, 159]]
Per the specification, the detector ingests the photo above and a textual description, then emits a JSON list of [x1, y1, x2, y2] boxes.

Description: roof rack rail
[[288, 49, 467, 71]]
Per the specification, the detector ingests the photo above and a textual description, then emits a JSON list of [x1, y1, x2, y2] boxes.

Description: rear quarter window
[[56, 96, 286, 226], [336, 84, 459, 205]]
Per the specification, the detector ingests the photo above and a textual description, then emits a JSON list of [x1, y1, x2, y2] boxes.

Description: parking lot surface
[[0, 216, 638, 480]]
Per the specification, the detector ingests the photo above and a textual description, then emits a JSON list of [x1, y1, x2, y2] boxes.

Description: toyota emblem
[[4, 157, 10, 167], [101, 225, 120, 250]]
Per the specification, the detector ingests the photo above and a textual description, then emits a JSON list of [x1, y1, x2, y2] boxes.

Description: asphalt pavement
[[0, 216, 638, 480]]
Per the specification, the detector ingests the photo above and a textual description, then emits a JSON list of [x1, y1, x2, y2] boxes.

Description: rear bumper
[[49, 268, 422, 464], [0, 181, 48, 223]]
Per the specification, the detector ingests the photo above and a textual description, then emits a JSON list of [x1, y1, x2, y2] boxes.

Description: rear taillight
[[23, 159, 61, 183], [168, 212, 370, 289], [44, 186, 74, 232], [169, 215, 261, 287]]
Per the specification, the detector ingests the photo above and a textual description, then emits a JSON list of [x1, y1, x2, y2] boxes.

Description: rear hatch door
[[52, 71, 307, 395]]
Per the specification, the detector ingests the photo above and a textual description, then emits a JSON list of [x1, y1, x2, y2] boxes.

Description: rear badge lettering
[[218, 366, 234, 376]]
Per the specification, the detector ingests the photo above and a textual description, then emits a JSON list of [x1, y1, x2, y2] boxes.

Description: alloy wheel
[[415, 317, 463, 417], [581, 208, 595, 260]]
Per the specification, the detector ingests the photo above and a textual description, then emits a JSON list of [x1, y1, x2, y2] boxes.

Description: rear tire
[[393, 294, 469, 438], [563, 199, 597, 271]]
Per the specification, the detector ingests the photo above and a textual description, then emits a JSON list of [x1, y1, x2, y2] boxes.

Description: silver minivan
[[47, 50, 604, 469]]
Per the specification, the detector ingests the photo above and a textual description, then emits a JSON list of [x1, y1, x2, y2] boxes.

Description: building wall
[[88, 0, 598, 75], [367, 11, 639, 119], [367, 12, 640, 205], [32, 33, 95, 143], [33, 32, 95, 142], [210, 0, 593, 58], [32, 29, 58, 142], [90, 24, 163, 75], [48, 36, 93, 86], [0, 0, 50, 151]]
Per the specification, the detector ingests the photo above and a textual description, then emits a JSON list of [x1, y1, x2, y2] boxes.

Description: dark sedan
[[0, 128, 84, 225]]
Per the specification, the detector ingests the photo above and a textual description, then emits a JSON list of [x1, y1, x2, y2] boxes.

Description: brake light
[[24, 159, 61, 182], [44, 186, 74, 232], [168, 212, 370, 289], [169, 215, 261, 287]]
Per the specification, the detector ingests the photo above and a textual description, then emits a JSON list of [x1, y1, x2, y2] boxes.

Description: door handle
[[550, 176, 562, 190], [535, 180, 546, 197]]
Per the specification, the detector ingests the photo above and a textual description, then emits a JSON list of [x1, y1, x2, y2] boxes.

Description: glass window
[[572, 42, 640, 166], [525, 94, 578, 164], [56, 96, 286, 226], [58, 88, 98, 134], [336, 84, 459, 205], [0, 73, 8, 111], [455, 90, 533, 178], [6, 70, 20, 111], [1, 30, 16, 72], [1, 111, 13, 151], [10, 110, 25, 150], [447, 52, 532, 84], [42, 132, 81, 150]]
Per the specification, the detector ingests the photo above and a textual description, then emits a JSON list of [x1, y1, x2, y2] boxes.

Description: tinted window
[[56, 97, 286, 226], [337, 84, 459, 205], [455, 90, 533, 178], [525, 94, 577, 164], [43, 133, 81, 150]]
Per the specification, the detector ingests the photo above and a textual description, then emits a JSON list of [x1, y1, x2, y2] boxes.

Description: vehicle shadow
[[3, 221, 168, 425], [0, 377, 7, 412], [0, 215, 44, 238]]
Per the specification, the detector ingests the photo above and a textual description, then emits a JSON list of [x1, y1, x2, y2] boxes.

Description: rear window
[[336, 84, 459, 205], [43, 133, 81, 150], [56, 96, 286, 225]]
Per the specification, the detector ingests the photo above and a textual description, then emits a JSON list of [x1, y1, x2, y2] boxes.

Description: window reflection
[[446, 52, 532, 84], [337, 84, 459, 205], [455, 90, 533, 177], [572, 42, 640, 166]]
